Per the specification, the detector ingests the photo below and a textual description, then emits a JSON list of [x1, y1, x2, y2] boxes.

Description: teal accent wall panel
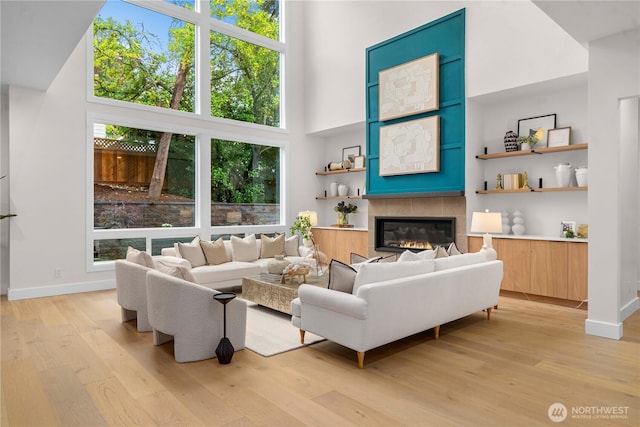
[[365, 9, 465, 196]]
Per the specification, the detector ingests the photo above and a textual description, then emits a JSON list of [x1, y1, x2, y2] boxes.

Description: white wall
[[587, 28, 640, 339], [303, 0, 587, 134]]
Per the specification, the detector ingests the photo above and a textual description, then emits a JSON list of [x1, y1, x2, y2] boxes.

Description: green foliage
[[334, 201, 358, 214], [517, 135, 539, 147], [290, 215, 312, 241]]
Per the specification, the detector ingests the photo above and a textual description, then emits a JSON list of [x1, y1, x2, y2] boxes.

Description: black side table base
[[215, 337, 235, 364]]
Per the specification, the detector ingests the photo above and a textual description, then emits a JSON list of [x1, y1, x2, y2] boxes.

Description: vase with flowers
[[334, 201, 357, 227]]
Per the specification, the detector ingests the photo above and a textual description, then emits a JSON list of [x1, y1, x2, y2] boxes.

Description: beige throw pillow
[[200, 238, 230, 265], [328, 259, 357, 293], [125, 246, 154, 268], [155, 260, 197, 282], [435, 246, 449, 258], [231, 234, 260, 262], [284, 235, 300, 256], [260, 234, 285, 258], [177, 236, 207, 267]]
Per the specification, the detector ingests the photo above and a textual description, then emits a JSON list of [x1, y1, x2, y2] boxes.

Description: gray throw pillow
[[328, 259, 357, 293]]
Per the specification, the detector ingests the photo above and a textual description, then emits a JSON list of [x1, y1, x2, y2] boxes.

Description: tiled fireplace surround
[[367, 196, 467, 256]]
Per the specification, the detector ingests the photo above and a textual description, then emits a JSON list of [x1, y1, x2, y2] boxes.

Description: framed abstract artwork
[[517, 113, 556, 148], [379, 116, 440, 176], [378, 52, 439, 121]]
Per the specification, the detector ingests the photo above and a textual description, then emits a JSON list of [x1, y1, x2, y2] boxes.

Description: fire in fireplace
[[375, 216, 456, 253]]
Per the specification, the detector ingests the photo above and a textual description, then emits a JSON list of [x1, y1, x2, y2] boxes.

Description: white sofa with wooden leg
[[291, 251, 503, 368]]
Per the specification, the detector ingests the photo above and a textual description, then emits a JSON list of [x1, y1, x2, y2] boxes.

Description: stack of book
[[503, 173, 523, 190]]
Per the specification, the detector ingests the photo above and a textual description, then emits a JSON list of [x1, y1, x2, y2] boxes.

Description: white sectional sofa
[[291, 250, 503, 368], [159, 234, 314, 290]]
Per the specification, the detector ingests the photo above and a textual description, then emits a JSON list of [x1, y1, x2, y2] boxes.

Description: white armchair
[[146, 269, 247, 363], [115, 260, 154, 332]]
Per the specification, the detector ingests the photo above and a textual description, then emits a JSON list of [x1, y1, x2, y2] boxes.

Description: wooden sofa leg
[[486, 307, 492, 320], [357, 352, 365, 369], [434, 325, 440, 340], [299, 329, 305, 344]]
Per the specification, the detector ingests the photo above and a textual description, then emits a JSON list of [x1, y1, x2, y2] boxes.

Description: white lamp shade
[[470, 211, 502, 234], [298, 210, 318, 226]]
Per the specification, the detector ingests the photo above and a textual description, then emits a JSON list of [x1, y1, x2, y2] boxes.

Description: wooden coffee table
[[241, 274, 328, 315]]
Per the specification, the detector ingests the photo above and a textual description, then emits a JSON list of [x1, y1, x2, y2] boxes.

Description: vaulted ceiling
[[1, 1, 638, 92]]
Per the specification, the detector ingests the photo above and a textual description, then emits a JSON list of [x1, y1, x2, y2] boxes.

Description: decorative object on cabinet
[[353, 155, 365, 169], [338, 184, 349, 197], [470, 210, 502, 254], [547, 126, 571, 148], [501, 210, 511, 235], [378, 52, 439, 121], [334, 201, 357, 228], [328, 160, 351, 171], [554, 163, 572, 187], [342, 145, 361, 163], [575, 167, 588, 187], [517, 113, 556, 148], [504, 130, 518, 152], [511, 211, 526, 235], [379, 116, 440, 176], [577, 224, 589, 239], [329, 182, 338, 197], [560, 221, 577, 238]]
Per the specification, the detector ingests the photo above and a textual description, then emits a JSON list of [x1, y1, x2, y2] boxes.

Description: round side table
[[213, 292, 236, 364]]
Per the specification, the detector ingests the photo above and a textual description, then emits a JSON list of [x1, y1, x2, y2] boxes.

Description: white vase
[[329, 182, 338, 197], [501, 210, 511, 235], [520, 142, 531, 151], [512, 210, 525, 235], [575, 167, 588, 187], [338, 184, 349, 196], [554, 163, 572, 188]]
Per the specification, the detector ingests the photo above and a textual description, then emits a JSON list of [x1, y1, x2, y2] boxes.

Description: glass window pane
[[210, 0, 280, 40], [210, 32, 280, 126], [94, 123, 196, 229], [211, 139, 280, 225], [94, 0, 196, 113], [164, 0, 196, 9], [151, 236, 196, 255], [94, 238, 145, 262]]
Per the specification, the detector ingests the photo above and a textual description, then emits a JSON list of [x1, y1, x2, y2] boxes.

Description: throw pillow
[[200, 238, 229, 265], [349, 253, 382, 272], [125, 246, 154, 268], [447, 242, 463, 256], [328, 259, 357, 293], [397, 249, 437, 262], [155, 259, 197, 282], [352, 260, 435, 295], [435, 246, 449, 258], [231, 234, 260, 262], [177, 236, 207, 267], [284, 235, 300, 256], [434, 251, 487, 271], [260, 234, 285, 258]]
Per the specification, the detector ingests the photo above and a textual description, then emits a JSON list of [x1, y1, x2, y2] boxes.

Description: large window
[[211, 139, 280, 225], [93, 123, 196, 230]]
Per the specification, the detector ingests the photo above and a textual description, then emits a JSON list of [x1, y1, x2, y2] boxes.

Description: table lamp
[[298, 210, 318, 226], [470, 210, 502, 259]]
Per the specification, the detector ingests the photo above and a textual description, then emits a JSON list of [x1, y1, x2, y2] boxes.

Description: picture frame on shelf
[[560, 220, 577, 237], [517, 113, 556, 148], [547, 126, 572, 148], [378, 52, 439, 121], [342, 145, 361, 164], [353, 155, 365, 169], [379, 115, 440, 176]]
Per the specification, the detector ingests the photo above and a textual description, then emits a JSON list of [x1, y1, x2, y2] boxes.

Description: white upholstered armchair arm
[[298, 285, 368, 320]]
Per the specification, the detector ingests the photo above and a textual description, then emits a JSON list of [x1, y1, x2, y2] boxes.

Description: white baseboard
[[8, 279, 115, 301], [585, 319, 623, 340], [620, 296, 640, 322]]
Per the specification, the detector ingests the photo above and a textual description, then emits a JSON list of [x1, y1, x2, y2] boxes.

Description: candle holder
[[212, 292, 236, 364]]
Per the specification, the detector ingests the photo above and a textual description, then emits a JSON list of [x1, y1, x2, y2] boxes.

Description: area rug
[[244, 303, 325, 357]]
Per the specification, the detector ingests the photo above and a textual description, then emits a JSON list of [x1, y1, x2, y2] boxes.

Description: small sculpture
[[522, 171, 530, 189], [496, 173, 503, 190], [327, 159, 352, 171]]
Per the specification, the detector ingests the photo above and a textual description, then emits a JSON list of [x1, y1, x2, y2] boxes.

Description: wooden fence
[[94, 138, 164, 188]]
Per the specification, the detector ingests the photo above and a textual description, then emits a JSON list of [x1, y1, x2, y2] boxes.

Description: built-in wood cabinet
[[468, 236, 588, 302], [312, 227, 368, 264]]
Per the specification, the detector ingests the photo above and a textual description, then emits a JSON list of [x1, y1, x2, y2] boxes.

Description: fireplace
[[375, 216, 456, 253]]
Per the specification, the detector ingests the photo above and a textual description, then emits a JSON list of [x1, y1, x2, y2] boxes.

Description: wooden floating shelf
[[315, 195, 363, 200], [476, 143, 588, 160], [316, 168, 366, 175], [477, 187, 587, 194]]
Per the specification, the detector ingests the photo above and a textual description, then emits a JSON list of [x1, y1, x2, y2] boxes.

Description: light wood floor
[[1, 290, 638, 426]]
